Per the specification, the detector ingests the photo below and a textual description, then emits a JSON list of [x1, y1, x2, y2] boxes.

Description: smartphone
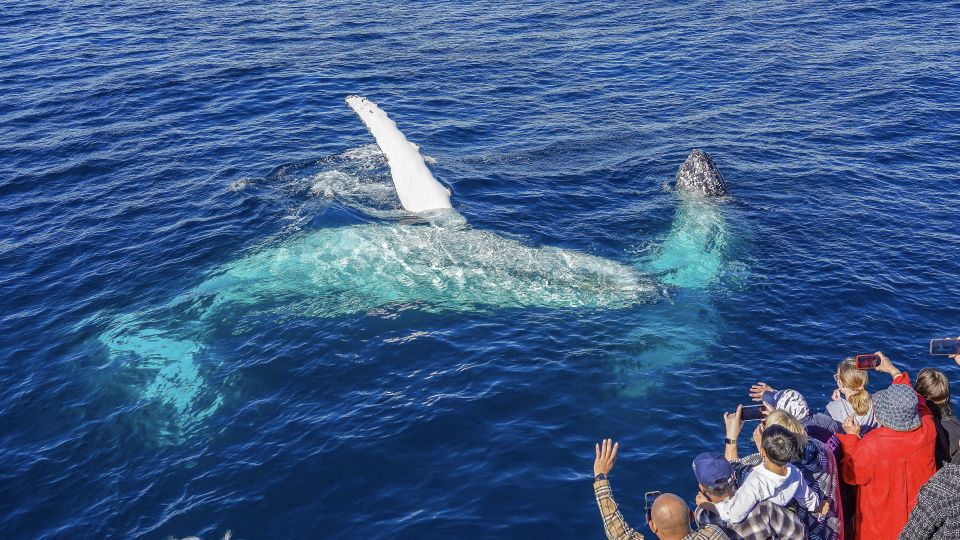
[[930, 338, 960, 356], [740, 404, 765, 422], [645, 491, 661, 521], [855, 354, 880, 369]]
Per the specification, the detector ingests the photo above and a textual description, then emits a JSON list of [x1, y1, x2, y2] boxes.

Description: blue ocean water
[[2, 1, 959, 538]]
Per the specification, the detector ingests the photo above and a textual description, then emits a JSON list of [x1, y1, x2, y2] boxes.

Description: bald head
[[649, 493, 692, 539]]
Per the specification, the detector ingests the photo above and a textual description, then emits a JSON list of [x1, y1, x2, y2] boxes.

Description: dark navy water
[[2, 2, 959, 538]]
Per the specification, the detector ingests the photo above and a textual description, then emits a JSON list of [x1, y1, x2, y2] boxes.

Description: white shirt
[[715, 463, 820, 524]]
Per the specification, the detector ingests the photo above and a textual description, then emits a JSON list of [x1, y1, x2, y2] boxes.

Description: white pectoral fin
[[346, 96, 453, 213]]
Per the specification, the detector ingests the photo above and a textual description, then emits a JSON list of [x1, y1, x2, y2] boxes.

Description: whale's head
[[675, 149, 727, 197]]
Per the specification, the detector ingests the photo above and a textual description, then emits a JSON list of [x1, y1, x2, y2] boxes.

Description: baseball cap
[[693, 452, 734, 487]]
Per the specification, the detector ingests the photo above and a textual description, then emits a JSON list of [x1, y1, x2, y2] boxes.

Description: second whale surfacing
[[99, 97, 735, 439]]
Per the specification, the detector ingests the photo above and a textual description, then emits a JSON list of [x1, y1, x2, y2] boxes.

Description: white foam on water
[[308, 169, 400, 210], [341, 143, 385, 166], [228, 178, 255, 192]]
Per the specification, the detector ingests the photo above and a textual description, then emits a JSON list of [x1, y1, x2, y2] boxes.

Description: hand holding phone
[[855, 354, 880, 369], [930, 338, 960, 356], [724, 405, 744, 439], [740, 404, 765, 422], [645, 491, 662, 522]]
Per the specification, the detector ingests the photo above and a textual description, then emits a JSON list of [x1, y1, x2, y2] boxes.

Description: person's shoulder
[[940, 416, 960, 435], [784, 463, 805, 482], [741, 463, 768, 484], [932, 461, 960, 485], [915, 463, 960, 509], [825, 399, 848, 418], [811, 411, 842, 429], [694, 523, 730, 539]]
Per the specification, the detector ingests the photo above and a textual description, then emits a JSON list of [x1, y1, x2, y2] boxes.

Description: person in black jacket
[[915, 368, 960, 467]]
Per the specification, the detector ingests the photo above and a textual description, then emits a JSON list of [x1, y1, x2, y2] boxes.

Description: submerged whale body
[[100, 97, 735, 437], [197, 222, 658, 314]]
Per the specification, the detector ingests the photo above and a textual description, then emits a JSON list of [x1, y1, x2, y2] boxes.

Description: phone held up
[[930, 338, 960, 356], [645, 491, 661, 521], [855, 354, 881, 370], [740, 404, 765, 422]]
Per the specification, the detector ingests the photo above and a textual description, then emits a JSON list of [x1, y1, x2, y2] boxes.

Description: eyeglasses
[[833, 374, 840, 382]]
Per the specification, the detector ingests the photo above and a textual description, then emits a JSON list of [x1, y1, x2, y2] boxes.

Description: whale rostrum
[[675, 148, 728, 197]]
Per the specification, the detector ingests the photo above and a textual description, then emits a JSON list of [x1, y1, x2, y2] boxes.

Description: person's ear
[[648, 519, 658, 534]]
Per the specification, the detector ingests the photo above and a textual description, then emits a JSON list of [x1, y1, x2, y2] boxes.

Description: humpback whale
[[99, 97, 734, 437]]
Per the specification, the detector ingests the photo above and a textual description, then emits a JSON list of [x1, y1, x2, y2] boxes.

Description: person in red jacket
[[836, 352, 936, 540]]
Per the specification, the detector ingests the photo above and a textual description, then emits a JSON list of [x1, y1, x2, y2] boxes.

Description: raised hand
[[749, 382, 775, 402], [594, 438, 619, 476], [875, 351, 902, 378], [724, 405, 743, 439]]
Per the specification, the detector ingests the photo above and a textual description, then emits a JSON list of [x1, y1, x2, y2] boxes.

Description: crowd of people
[[591, 350, 960, 540]]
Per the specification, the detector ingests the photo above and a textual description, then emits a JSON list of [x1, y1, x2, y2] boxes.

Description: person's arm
[[593, 439, 645, 540], [876, 352, 933, 419], [724, 405, 743, 461], [714, 476, 761, 524], [875, 351, 905, 383], [792, 470, 821, 512]]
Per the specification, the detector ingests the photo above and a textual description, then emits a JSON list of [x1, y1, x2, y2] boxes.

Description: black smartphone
[[645, 491, 661, 521], [855, 354, 880, 369], [740, 404, 765, 422], [930, 338, 960, 356]]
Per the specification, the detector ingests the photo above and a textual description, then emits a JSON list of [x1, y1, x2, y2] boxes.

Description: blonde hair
[[916, 368, 953, 418], [838, 358, 871, 416], [765, 409, 808, 448]]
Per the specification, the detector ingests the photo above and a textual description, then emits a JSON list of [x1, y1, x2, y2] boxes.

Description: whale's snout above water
[[675, 149, 727, 197]]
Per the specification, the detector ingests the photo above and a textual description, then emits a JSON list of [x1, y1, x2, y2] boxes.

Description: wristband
[[725, 438, 737, 445], [594, 473, 608, 482]]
